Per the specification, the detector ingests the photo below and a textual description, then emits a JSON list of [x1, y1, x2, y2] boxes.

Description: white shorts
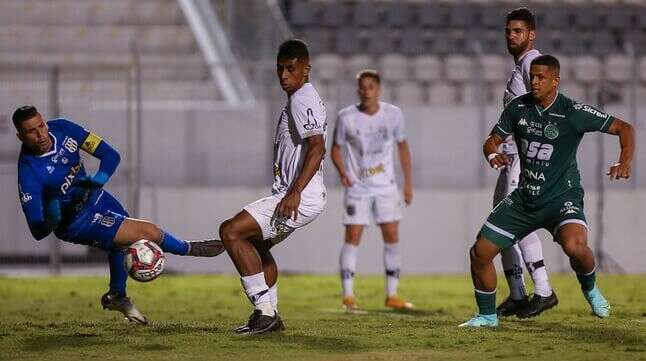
[[343, 188, 403, 226], [493, 153, 521, 206], [244, 191, 326, 245]]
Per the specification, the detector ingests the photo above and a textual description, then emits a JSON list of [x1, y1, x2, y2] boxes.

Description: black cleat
[[186, 239, 225, 257], [517, 292, 558, 319], [236, 310, 283, 335], [496, 296, 529, 317]]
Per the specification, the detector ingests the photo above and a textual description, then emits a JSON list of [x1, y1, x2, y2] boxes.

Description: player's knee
[[141, 222, 162, 242], [219, 219, 240, 245], [469, 245, 484, 266], [560, 235, 586, 257]]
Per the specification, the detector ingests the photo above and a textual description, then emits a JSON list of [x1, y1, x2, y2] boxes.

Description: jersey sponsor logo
[[548, 112, 565, 118], [520, 139, 554, 161], [573, 104, 608, 119], [522, 168, 546, 182], [63, 137, 78, 153], [360, 163, 385, 178], [81, 133, 102, 154], [544, 124, 559, 140], [560, 201, 580, 215], [60, 164, 82, 195]]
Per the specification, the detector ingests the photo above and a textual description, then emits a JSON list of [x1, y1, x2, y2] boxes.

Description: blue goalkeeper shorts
[[56, 190, 129, 250]]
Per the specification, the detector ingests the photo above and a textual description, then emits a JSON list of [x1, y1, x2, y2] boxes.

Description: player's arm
[[276, 134, 326, 220], [18, 171, 59, 240], [331, 117, 351, 187], [605, 118, 635, 180], [483, 132, 511, 170], [397, 140, 413, 205]]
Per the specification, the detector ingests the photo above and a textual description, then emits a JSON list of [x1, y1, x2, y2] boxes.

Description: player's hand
[[340, 174, 352, 188], [606, 162, 631, 180], [488, 153, 510, 170], [276, 191, 301, 221], [403, 184, 413, 206], [75, 171, 109, 189]]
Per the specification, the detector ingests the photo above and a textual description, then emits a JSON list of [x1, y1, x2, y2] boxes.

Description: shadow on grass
[[22, 333, 111, 352], [516, 320, 646, 348]]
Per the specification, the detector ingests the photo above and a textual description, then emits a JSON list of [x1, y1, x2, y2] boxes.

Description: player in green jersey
[[460, 55, 635, 327]]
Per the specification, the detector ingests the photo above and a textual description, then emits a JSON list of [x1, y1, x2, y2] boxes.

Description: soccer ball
[[125, 240, 165, 282]]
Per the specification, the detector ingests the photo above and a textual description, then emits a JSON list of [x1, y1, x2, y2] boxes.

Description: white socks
[[340, 243, 358, 297], [240, 272, 274, 316], [501, 244, 527, 300], [384, 243, 401, 297], [518, 232, 552, 297], [268, 284, 278, 311]]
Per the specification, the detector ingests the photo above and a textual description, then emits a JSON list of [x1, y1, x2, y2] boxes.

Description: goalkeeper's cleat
[[237, 310, 283, 335], [496, 296, 529, 317], [101, 291, 148, 325], [385, 295, 414, 310], [186, 239, 225, 257], [583, 286, 611, 318], [517, 291, 558, 319], [342, 296, 359, 311], [458, 313, 499, 327]]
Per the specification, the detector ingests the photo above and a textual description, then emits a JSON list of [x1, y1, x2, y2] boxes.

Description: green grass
[[1, 274, 645, 361]]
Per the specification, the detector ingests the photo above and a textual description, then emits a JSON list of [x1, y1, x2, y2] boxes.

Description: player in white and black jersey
[[218, 39, 327, 334], [331, 69, 414, 311], [494, 7, 557, 318]]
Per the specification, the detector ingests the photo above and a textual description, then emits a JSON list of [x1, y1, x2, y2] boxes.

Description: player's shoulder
[[47, 117, 77, 131], [291, 83, 323, 108], [521, 49, 542, 67], [337, 104, 359, 118], [505, 93, 533, 112], [379, 101, 403, 115]]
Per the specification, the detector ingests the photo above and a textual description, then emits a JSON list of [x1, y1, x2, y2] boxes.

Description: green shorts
[[479, 188, 587, 249]]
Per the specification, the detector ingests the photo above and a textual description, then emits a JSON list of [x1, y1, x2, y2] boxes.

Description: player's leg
[[340, 224, 363, 310], [556, 223, 610, 318], [515, 231, 558, 318], [101, 246, 148, 325], [494, 158, 529, 315], [340, 194, 369, 310], [113, 218, 223, 257]]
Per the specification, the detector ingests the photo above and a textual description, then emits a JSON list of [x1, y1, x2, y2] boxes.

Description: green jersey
[[492, 92, 615, 208]]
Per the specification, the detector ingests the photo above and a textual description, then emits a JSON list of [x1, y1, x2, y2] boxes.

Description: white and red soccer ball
[[125, 240, 165, 282]]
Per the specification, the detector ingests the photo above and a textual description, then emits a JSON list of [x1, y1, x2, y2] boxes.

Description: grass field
[[1, 274, 645, 361]]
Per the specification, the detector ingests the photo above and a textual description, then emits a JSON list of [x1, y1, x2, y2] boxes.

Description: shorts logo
[[346, 204, 356, 216], [544, 124, 559, 140]]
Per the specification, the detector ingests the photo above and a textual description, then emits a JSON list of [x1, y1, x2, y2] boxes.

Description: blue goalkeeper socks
[[159, 231, 189, 255], [108, 248, 128, 297]]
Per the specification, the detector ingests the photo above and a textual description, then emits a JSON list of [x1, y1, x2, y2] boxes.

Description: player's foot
[[237, 310, 283, 335], [385, 295, 414, 310], [517, 291, 558, 318], [234, 312, 285, 333], [583, 286, 611, 318], [496, 296, 529, 317], [342, 296, 359, 311], [458, 314, 499, 327], [101, 291, 148, 325], [186, 239, 225, 257]]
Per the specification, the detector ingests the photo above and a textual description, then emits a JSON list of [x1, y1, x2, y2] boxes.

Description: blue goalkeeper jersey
[[18, 118, 120, 240]]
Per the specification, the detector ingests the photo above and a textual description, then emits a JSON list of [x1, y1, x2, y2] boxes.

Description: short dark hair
[[12, 105, 40, 130], [277, 39, 309, 62], [506, 7, 536, 30], [356, 69, 381, 84], [531, 54, 560, 74]]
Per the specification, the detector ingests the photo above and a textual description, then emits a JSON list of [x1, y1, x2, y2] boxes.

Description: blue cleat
[[583, 286, 611, 318], [458, 313, 499, 327]]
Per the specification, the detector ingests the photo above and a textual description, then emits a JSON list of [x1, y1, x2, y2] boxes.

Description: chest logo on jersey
[[544, 124, 559, 140], [518, 118, 528, 127], [63, 137, 78, 153], [60, 164, 82, 195], [46, 166, 55, 174]]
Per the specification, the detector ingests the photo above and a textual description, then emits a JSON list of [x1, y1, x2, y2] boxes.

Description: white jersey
[[502, 48, 541, 155], [271, 82, 327, 197], [334, 102, 405, 196]]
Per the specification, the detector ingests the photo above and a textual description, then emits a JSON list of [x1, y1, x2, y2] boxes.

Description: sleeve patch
[[81, 133, 103, 154]]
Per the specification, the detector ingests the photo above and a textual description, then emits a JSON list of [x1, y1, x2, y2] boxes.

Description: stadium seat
[[302, 28, 332, 54], [352, 2, 382, 27], [400, 29, 424, 56], [394, 82, 425, 105], [574, 9, 600, 29], [412, 55, 442, 82], [289, 1, 319, 26], [321, 3, 346, 27], [314, 53, 343, 82], [605, 55, 633, 83], [590, 31, 619, 56], [379, 82, 395, 103], [480, 5, 505, 29], [378, 54, 409, 82], [334, 28, 364, 55], [606, 7, 633, 30], [419, 3, 449, 28], [445, 55, 473, 83], [480, 55, 509, 83], [448, 4, 478, 28], [554, 54, 572, 83], [385, 3, 414, 28], [542, 8, 570, 29], [559, 82, 586, 103], [573, 56, 602, 84], [429, 81, 457, 105], [367, 29, 394, 55]]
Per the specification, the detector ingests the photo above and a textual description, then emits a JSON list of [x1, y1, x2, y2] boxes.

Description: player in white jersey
[[495, 8, 557, 318], [331, 69, 414, 311], [218, 39, 327, 334]]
